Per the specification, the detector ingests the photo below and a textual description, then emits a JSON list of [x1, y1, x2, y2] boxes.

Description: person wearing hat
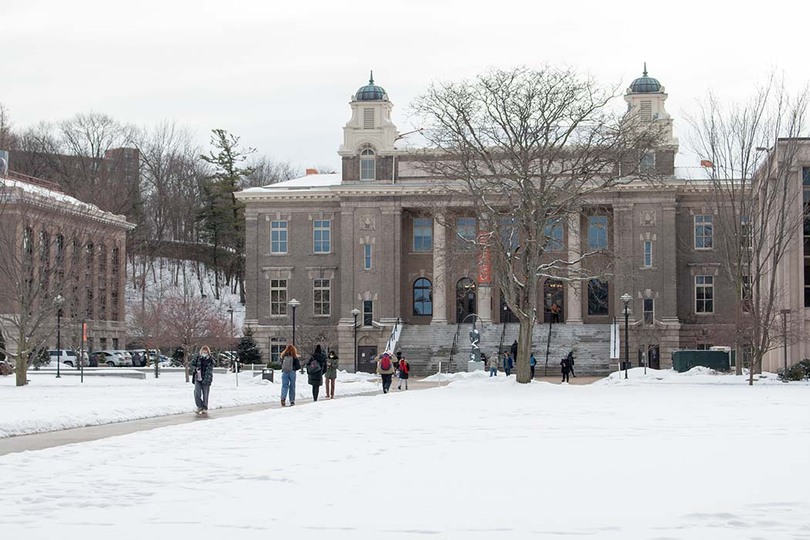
[[397, 351, 410, 390], [376, 352, 396, 394], [325, 350, 339, 399]]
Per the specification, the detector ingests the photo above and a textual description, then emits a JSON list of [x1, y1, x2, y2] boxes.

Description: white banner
[[610, 318, 620, 359]]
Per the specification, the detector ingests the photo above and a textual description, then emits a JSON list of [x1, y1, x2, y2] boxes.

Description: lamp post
[[227, 307, 234, 345], [55, 294, 64, 379], [351, 308, 360, 373], [621, 293, 632, 380], [781, 308, 791, 379], [288, 299, 300, 348]]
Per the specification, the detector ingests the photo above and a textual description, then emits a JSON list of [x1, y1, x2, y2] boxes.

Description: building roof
[[242, 173, 342, 192], [355, 71, 387, 101], [629, 63, 662, 94]]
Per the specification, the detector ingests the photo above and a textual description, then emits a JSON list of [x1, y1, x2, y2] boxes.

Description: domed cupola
[[354, 71, 387, 101], [629, 63, 662, 93]]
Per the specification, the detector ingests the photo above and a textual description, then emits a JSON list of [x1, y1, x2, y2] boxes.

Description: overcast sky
[[3, 0, 808, 173]]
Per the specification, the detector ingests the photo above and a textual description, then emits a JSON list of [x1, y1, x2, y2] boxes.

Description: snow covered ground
[[0, 369, 379, 438], [0, 368, 808, 539]]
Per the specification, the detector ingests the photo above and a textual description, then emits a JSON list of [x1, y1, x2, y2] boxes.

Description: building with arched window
[[237, 69, 810, 375]]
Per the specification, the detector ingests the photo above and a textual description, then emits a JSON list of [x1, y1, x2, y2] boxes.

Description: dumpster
[[671, 350, 731, 373], [261, 368, 274, 382]]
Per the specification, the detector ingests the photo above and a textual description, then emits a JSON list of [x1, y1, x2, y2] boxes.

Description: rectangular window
[[363, 243, 372, 270], [313, 278, 330, 316], [360, 154, 375, 180], [587, 216, 608, 251], [695, 275, 714, 313], [313, 220, 331, 253], [271, 221, 288, 254], [544, 221, 564, 252], [413, 218, 433, 252], [499, 217, 519, 252], [587, 279, 609, 315], [694, 215, 713, 249], [640, 151, 655, 172], [363, 108, 374, 129], [803, 167, 810, 186], [455, 217, 477, 250], [643, 298, 654, 325], [270, 338, 285, 364], [741, 215, 752, 250], [270, 279, 288, 315], [363, 300, 373, 326], [643, 240, 652, 267]]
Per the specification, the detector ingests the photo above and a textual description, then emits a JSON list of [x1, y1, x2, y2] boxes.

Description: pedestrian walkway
[[0, 378, 446, 456]]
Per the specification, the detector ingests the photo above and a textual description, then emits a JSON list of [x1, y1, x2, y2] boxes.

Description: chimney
[[305, 168, 319, 176]]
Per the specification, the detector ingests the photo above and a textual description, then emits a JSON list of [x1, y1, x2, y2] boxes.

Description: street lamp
[[227, 307, 234, 341], [621, 293, 632, 380], [351, 308, 360, 372], [55, 294, 64, 379], [288, 299, 300, 347], [781, 308, 791, 380]]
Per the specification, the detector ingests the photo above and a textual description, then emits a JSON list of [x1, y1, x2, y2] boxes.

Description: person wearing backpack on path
[[376, 352, 395, 393], [306, 344, 327, 401], [189, 345, 215, 415], [397, 352, 410, 390], [530, 353, 537, 379], [325, 350, 339, 399], [280, 344, 300, 407]]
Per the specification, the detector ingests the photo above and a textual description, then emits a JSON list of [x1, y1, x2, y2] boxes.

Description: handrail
[[448, 321, 462, 373], [383, 317, 402, 355]]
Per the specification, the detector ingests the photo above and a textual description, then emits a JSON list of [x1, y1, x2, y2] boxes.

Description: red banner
[[477, 232, 491, 284]]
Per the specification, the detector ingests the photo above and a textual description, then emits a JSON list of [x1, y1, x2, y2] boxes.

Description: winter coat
[[560, 358, 571, 374], [325, 353, 339, 379], [510, 341, 518, 360], [398, 359, 410, 379], [306, 349, 327, 386], [530, 355, 537, 367], [504, 355, 514, 370], [376, 355, 396, 375], [189, 355, 214, 386], [488, 355, 499, 370]]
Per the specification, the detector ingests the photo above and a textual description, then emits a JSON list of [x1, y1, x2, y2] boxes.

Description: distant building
[[236, 70, 809, 375]]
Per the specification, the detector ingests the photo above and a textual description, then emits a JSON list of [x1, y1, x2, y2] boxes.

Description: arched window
[[360, 147, 376, 180], [413, 278, 432, 316]]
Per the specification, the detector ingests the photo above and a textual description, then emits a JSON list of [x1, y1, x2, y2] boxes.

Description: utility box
[[261, 368, 274, 382], [671, 350, 732, 373]]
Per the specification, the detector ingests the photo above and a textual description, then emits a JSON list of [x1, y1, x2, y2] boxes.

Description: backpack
[[306, 358, 322, 375], [380, 355, 392, 371], [281, 355, 294, 373]]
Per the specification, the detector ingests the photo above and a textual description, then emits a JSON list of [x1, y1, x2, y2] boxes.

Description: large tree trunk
[[14, 354, 27, 386], [516, 319, 534, 383]]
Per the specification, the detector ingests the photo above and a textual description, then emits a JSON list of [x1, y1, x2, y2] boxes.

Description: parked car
[[90, 350, 132, 367], [47, 349, 88, 368], [112, 350, 134, 367]]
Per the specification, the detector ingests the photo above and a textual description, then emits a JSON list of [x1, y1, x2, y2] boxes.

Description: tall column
[[660, 204, 678, 323], [566, 212, 583, 324], [431, 213, 447, 324]]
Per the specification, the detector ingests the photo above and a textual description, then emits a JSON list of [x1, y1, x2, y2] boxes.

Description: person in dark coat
[[325, 350, 339, 399], [560, 355, 571, 383], [510, 340, 518, 362], [397, 352, 410, 390], [306, 344, 327, 401], [189, 345, 215, 415], [567, 350, 576, 377]]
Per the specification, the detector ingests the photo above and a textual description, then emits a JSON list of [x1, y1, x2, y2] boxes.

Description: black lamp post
[[288, 299, 300, 347], [227, 307, 234, 345], [781, 308, 791, 379], [621, 293, 632, 380], [55, 294, 64, 379], [351, 308, 360, 372]]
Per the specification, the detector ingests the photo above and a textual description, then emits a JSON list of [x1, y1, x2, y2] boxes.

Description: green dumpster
[[671, 350, 731, 373]]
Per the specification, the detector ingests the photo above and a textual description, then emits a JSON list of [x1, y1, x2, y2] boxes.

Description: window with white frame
[[363, 243, 372, 270], [313, 220, 331, 253], [588, 215, 608, 250], [271, 221, 288, 254], [313, 278, 330, 316], [413, 218, 433, 252], [544, 221, 564, 252], [643, 298, 654, 325], [363, 300, 373, 326], [270, 279, 287, 315], [360, 148, 375, 180], [695, 275, 714, 313], [643, 240, 653, 267], [694, 215, 713, 249], [455, 217, 477, 250], [413, 278, 433, 316], [270, 337, 286, 364]]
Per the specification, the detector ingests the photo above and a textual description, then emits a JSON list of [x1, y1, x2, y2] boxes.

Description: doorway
[[456, 277, 477, 322], [357, 345, 378, 374], [543, 279, 564, 323], [500, 293, 518, 323], [638, 345, 660, 369]]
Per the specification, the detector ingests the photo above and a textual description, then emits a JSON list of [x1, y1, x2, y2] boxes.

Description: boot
[[281, 398, 286, 407]]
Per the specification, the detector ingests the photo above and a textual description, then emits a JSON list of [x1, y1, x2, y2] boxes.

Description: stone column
[[566, 212, 583, 324], [431, 213, 448, 324], [660, 204, 678, 323]]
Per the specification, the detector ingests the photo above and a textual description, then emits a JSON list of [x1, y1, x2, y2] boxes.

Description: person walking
[[560, 355, 571, 383], [567, 350, 576, 377], [530, 353, 537, 379], [306, 344, 327, 402], [488, 352, 499, 377], [279, 344, 300, 407], [190, 345, 215, 415], [550, 303, 561, 323], [325, 350, 339, 399], [503, 352, 514, 376], [397, 352, 410, 390], [377, 352, 396, 393]]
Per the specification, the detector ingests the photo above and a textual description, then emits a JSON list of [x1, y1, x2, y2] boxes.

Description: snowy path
[[0, 369, 808, 539]]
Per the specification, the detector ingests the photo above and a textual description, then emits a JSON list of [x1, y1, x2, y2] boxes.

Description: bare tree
[[242, 156, 299, 188], [412, 66, 663, 383], [0, 103, 19, 150], [688, 76, 809, 384]]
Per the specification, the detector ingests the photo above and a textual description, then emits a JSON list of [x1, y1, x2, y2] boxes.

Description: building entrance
[[543, 279, 564, 323], [357, 345, 378, 373]]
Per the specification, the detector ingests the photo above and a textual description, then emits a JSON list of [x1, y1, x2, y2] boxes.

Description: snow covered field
[[0, 369, 379, 437], [0, 368, 808, 539]]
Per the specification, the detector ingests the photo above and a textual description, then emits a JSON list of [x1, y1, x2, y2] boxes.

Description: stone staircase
[[397, 323, 611, 376]]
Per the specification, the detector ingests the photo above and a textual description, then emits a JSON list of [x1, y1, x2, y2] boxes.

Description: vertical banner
[[610, 317, 620, 359], [477, 232, 491, 285]]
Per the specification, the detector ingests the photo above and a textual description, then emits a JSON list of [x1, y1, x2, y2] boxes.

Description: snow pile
[[598, 366, 806, 386], [423, 370, 491, 382]]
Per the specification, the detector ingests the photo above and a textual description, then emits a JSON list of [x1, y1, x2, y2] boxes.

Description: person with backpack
[[280, 344, 300, 407], [560, 355, 571, 383], [306, 344, 327, 401], [488, 352, 499, 377], [376, 352, 395, 393], [189, 345, 215, 415], [397, 352, 410, 390], [530, 353, 537, 379], [325, 350, 339, 399]]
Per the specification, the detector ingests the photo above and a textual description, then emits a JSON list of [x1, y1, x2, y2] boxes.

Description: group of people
[[375, 350, 410, 393], [484, 344, 576, 383], [278, 344, 339, 406]]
